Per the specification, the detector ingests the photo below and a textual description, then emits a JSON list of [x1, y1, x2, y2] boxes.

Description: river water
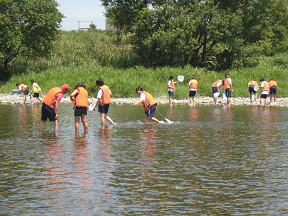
[[1, 103, 288, 215]]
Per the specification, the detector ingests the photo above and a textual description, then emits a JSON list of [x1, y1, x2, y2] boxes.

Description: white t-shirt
[[140, 92, 149, 105], [168, 80, 173, 92], [97, 86, 111, 99], [188, 80, 197, 91], [260, 82, 269, 95]]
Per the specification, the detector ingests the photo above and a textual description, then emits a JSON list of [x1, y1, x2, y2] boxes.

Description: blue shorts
[[41, 103, 56, 122], [270, 86, 277, 95], [168, 91, 174, 96], [261, 94, 268, 99], [189, 91, 196, 97], [225, 89, 231, 98], [212, 87, 217, 94], [98, 104, 110, 114], [145, 104, 157, 118], [24, 88, 29, 95], [249, 85, 256, 94]]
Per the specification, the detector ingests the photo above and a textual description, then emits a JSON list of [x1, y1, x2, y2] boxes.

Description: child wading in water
[[133, 86, 163, 124], [93, 78, 115, 125], [70, 83, 89, 132], [167, 75, 178, 105], [223, 73, 233, 107], [188, 76, 198, 105], [259, 78, 269, 107]]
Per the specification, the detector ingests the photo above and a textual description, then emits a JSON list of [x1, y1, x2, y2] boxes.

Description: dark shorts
[[41, 103, 56, 122], [225, 89, 231, 98], [261, 94, 268, 99], [212, 87, 217, 94], [98, 104, 110, 114], [189, 91, 196, 97], [270, 86, 277, 95], [74, 107, 87, 116], [145, 104, 157, 118], [168, 91, 174, 96], [24, 88, 29, 95], [33, 92, 40, 98], [249, 85, 256, 94]]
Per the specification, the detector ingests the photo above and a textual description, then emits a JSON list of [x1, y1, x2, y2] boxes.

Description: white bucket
[[223, 93, 227, 99], [254, 86, 259, 91], [177, 75, 184, 82], [214, 92, 220, 98]]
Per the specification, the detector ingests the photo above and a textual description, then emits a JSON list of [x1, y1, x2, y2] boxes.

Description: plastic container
[[12, 90, 20, 95]]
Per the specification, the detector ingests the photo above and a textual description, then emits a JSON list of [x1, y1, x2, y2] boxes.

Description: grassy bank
[[1, 30, 288, 98], [1, 54, 288, 98]]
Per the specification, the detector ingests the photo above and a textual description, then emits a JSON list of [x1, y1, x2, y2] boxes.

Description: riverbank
[[2, 94, 288, 107]]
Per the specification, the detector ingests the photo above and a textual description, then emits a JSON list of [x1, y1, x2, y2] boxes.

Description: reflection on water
[[1, 103, 288, 215]]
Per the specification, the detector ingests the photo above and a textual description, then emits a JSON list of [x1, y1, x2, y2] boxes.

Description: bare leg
[[213, 95, 217, 104], [274, 94, 276, 102], [250, 93, 252, 102], [144, 114, 148, 124], [169, 95, 173, 105], [148, 117, 162, 123], [227, 97, 231, 107], [75, 116, 81, 132], [81, 114, 88, 132], [40, 121, 46, 131], [23, 95, 26, 104], [193, 97, 195, 104], [54, 120, 58, 133], [254, 93, 257, 102], [189, 97, 193, 104]]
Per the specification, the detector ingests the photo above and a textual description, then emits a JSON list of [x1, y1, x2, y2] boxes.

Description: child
[[40, 84, 70, 133], [247, 80, 258, 103], [259, 78, 269, 107], [188, 76, 198, 104], [70, 83, 89, 132], [16, 83, 29, 104], [212, 80, 223, 105], [269, 79, 278, 103], [30, 79, 42, 103], [93, 78, 115, 125], [167, 75, 178, 105], [133, 86, 163, 124], [223, 73, 233, 107]]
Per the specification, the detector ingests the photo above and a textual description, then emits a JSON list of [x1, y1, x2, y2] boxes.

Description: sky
[[56, 0, 106, 31]]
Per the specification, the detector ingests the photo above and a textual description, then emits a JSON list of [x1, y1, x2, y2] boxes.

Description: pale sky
[[56, 0, 106, 31]]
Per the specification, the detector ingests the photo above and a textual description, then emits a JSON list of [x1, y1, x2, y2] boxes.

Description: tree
[[101, 0, 288, 69], [0, 0, 64, 80]]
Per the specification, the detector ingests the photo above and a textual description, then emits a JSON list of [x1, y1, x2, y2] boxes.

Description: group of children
[[168, 73, 278, 107], [16, 74, 278, 133], [17, 78, 164, 134]]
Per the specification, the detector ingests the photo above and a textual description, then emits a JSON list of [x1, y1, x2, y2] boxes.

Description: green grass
[[2, 30, 288, 98], [1, 56, 288, 98]]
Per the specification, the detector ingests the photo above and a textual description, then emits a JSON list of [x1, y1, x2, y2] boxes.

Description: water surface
[[1, 103, 288, 215]]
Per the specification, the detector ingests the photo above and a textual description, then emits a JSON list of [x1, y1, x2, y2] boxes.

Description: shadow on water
[[1, 103, 288, 214]]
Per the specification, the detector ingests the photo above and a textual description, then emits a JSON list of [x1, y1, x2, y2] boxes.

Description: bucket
[[177, 75, 184, 82], [254, 86, 259, 91], [214, 92, 220, 98], [12, 90, 20, 95]]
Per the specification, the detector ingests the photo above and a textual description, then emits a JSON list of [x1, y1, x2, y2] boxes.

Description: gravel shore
[[2, 93, 288, 107]]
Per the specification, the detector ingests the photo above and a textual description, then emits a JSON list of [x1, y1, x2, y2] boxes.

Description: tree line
[[103, 0, 288, 69]]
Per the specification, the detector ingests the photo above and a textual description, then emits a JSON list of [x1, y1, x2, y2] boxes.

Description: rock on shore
[[1, 94, 288, 107]]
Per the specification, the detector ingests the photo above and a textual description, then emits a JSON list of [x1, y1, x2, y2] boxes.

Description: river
[[1, 103, 288, 215]]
